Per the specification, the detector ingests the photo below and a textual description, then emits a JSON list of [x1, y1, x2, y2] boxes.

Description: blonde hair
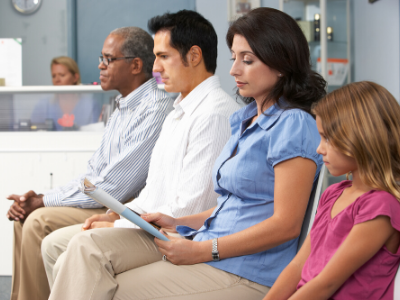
[[313, 81, 400, 200], [50, 56, 81, 84]]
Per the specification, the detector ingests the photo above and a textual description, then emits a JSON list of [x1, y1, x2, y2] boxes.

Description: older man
[[44, 10, 240, 299], [7, 27, 172, 300]]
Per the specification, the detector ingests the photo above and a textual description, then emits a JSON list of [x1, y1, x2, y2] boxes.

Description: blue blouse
[[177, 100, 323, 287], [31, 94, 101, 131]]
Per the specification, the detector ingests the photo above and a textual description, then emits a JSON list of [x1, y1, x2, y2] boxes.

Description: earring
[[278, 73, 282, 77]]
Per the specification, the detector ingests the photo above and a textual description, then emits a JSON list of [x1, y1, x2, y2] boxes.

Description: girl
[[264, 81, 400, 300]]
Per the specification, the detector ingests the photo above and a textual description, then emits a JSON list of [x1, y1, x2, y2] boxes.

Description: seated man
[[6, 27, 172, 300], [42, 10, 240, 294]]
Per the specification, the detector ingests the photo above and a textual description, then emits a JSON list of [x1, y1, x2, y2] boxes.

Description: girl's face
[[316, 116, 358, 176], [230, 34, 280, 105], [51, 64, 79, 85]]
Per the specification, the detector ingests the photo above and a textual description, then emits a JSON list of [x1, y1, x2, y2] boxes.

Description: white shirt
[[44, 78, 172, 208], [114, 75, 240, 228]]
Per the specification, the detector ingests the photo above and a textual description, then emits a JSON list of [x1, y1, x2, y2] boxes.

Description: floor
[[0, 276, 11, 300]]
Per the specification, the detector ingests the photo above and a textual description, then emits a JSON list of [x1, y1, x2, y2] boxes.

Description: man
[[6, 27, 172, 300], [44, 10, 240, 299]]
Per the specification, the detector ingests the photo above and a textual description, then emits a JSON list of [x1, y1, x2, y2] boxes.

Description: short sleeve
[[354, 190, 400, 231], [266, 110, 321, 167]]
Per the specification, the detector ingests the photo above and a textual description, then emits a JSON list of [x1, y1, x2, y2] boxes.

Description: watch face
[[12, 0, 42, 15]]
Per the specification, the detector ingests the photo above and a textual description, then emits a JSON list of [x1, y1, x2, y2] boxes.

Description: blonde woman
[[265, 81, 400, 300], [31, 56, 100, 130], [50, 56, 81, 85]]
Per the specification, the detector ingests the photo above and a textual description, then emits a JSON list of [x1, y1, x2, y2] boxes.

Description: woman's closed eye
[[229, 57, 253, 65]]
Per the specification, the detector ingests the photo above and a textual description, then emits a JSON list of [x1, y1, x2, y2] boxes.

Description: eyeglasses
[[99, 56, 136, 66]]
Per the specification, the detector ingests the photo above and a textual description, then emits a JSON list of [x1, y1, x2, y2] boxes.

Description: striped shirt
[[114, 75, 240, 228], [43, 78, 172, 208]]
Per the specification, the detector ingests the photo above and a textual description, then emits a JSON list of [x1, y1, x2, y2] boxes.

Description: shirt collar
[[172, 75, 220, 119], [257, 100, 286, 131], [115, 77, 157, 111], [231, 97, 287, 131]]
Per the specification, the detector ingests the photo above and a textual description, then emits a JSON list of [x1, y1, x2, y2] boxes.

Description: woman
[[31, 56, 100, 130], [50, 56, 81, 85], [49, 8, 326, 299]]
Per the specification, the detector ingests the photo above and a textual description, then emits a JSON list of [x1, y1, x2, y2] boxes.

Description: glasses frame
[[99, 56, 136, 66]]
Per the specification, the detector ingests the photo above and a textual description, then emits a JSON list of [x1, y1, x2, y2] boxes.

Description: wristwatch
[[212, 238, 220, 261]]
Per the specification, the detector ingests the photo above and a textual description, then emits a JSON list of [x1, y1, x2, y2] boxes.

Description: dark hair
[[111, 27, 155, 78], [226, 7, 326, 114], [148, 10, 218, 74]]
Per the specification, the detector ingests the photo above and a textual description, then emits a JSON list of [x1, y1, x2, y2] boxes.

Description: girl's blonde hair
[[313, 81, 400, 200], [50, 56, 81, 84]]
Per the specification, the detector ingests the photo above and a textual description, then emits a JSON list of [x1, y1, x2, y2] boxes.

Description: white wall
[[353, 0, 400, 100], [0, 1, 68, 85]]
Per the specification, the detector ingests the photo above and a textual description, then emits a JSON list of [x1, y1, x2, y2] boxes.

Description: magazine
[[79, 178, 169, 241]]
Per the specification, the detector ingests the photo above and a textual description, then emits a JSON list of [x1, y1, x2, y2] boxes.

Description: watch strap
[[211, 238, 220, 261]]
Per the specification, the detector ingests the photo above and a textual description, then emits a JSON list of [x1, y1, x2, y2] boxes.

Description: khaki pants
[[41, 224, 82, 288], [11, 206, 106, 300], [49, 228, 270, 300]]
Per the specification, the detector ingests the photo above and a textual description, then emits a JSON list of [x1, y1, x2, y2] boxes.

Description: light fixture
[[327, 27, 333, 41]]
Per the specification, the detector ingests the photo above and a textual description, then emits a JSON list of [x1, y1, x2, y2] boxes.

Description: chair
[[394, 266, 400, 299], [297, 164, 326, 251]]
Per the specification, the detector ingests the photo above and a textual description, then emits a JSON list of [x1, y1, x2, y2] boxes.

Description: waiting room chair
[[394, 266, 400, 299], [297, 165, 326, 251]]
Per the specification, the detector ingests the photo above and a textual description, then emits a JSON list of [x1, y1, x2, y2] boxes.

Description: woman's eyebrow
[[230, 49, 255, 55]]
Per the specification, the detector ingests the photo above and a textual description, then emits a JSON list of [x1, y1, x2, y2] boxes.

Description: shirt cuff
[[114, 219, 139, 229], [43, 193, 64, 207]]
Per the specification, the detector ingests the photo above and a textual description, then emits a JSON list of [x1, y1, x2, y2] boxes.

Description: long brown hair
[[226, 7, 326, 114], [313, 81, 400, 200]]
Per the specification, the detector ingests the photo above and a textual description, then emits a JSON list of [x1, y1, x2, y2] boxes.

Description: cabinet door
[[0, 151, 94, 275], [0, 132, 102, 275]]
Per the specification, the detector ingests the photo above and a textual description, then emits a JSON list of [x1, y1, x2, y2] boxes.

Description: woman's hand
[[81, 212, 120, 231], [141, 212, 178, 233], [154, 232, 210, 265]]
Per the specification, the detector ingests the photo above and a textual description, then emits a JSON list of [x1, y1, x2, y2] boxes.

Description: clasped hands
[[6, 190, 44, 222]]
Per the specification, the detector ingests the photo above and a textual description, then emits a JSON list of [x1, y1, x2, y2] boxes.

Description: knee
[[67, 231, 94, 253], [41, 231, 57, 263], [22, 207, 51, 237]]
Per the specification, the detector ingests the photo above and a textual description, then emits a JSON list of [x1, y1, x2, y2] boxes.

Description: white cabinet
[[0, 131, 103, 275]]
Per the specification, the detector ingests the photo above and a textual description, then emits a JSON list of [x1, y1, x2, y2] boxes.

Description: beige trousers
[[41, 224, 82, 288], [49, 227, 270, 300], [11, 206, 106, 300]]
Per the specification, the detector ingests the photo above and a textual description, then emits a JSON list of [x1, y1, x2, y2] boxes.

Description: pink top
[[298, 181, 400, 299]]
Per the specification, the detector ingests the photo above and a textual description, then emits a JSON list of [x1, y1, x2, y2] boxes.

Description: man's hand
[[6, 199, 25, 221], [82, 212, 120, 231], [6, 191, 44, 222]]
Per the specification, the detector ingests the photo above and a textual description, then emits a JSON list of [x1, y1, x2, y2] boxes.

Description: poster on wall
[[317, 58, 349, 86], [0, 38, 22, 86], [227, 0, 260, 22]]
